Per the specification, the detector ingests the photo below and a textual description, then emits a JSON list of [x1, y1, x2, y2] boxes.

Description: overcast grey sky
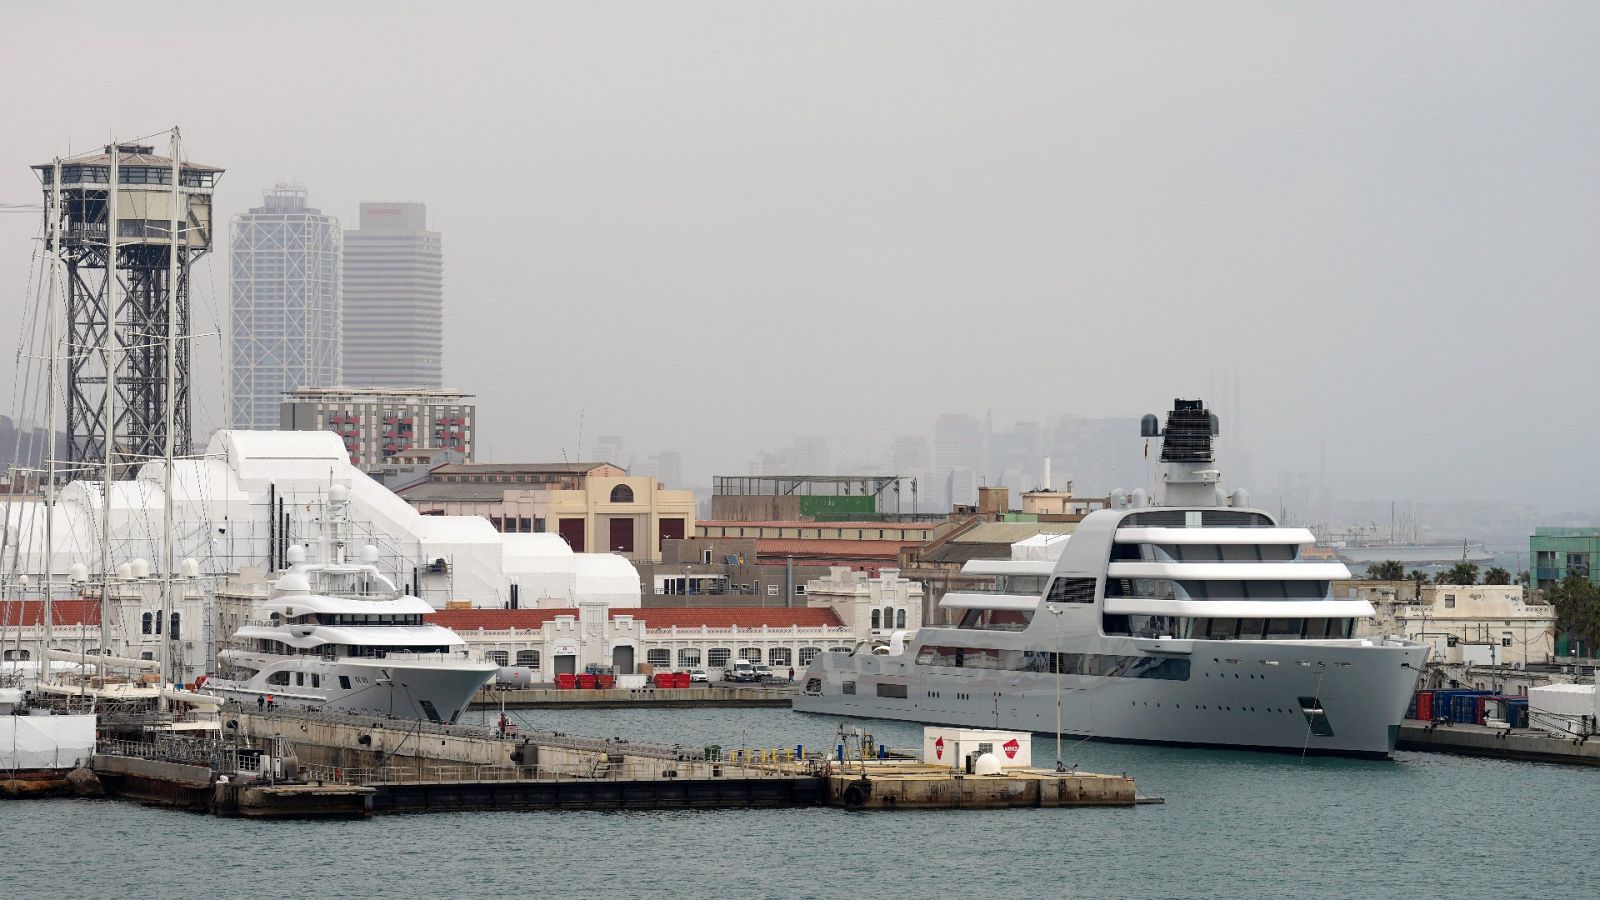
[[1, 2, 1596, 510]]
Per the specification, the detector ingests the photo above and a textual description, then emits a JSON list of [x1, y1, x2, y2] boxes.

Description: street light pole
[[1046, 604, 1064, 770]]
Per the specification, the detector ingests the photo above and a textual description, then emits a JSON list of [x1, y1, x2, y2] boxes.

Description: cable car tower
[[32, 137, 223, 476]]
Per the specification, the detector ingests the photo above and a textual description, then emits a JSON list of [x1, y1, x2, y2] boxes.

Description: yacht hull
[[795, 638, 1426, 758], [206, 656, 497, 724]]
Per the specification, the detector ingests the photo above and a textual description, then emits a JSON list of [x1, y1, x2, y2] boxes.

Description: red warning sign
[[1002, 738, 1020, 759], [934, 737, 945, 760]]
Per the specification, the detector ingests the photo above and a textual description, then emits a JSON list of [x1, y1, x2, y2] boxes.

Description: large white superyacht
[[795, 400, 1427, 758], [204, 489, 499, 723]]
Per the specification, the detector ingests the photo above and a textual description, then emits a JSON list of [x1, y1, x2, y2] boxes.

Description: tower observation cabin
[[33, 142, 224, 474]]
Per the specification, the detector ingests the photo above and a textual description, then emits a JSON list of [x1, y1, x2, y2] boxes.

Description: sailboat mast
[[158, 129, 181, 700], [96, 142, 121, 696], [43, 159, 62, 663]]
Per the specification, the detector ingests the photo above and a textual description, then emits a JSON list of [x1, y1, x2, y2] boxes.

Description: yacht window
[[296, 672, 304, 686], [311, 674, 321, 688], [842, 681, 856, 695], [798, 647, 821, 666], [1237, 619, 1267, 640], [1265, 618, 1302, 639], [1046, 578, 1097, 603], [1205, 618, 1239, 640], [267, 671, 289, 686], [339, 675, 351, 690], [876, 683, 908, 699]]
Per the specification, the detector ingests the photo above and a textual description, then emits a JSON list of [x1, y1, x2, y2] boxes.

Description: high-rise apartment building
[[229, 184, 340, 430], [342, 202, 443, 388], [280, 387, 474, 467]]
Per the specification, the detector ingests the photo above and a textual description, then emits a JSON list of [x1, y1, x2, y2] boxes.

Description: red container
[[577, 673, 598, 690], [674, 671, 691, 689], [1474, 696, 1488, 725], [555, 673, 577, 690], [654, 672, 675, 688], [596, 674, 616, 689], [1414, 691, 1432, 721]]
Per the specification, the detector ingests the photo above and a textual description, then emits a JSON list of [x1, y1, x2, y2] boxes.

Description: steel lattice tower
[[33, 144, 223, 475]]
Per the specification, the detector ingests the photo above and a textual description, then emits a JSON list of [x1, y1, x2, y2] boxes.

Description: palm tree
[[1436, 562, 1480, 586], [1365, 560, 1406, 581], [1483, 567, 1512, 586]]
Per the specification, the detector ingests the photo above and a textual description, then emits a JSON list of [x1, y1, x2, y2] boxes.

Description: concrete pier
[[1398, 721, 1600, 766], [825, 762, 1136, 810]]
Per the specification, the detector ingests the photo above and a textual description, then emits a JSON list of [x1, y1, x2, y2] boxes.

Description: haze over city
[[2, 2, 1596, 515]]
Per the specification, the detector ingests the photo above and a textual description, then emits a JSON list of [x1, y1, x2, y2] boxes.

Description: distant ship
[[796, 399, 1427, 758], [1320, 538, 1493, 566]]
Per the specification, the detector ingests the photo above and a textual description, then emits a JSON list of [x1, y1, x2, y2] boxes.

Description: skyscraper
[[229, 184, 340, 430], [342, 202, 443, 388]]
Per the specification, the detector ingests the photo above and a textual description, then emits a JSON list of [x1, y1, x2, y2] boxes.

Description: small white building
[[804, 566, 924, 639]]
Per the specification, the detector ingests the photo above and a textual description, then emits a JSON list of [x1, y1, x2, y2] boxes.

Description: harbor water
[[8, 706, 1598, 899]]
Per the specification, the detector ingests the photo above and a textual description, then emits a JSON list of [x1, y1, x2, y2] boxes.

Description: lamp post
[[1045, 604, 1065, 770]]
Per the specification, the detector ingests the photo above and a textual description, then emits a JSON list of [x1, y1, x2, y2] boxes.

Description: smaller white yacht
[[205, 490, 498, 724]]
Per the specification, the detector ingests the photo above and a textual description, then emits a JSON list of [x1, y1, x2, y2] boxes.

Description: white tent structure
[[0, 430, 639, 610]]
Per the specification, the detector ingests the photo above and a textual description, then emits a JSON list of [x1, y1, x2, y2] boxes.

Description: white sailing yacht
[[796, 399, 1427, 758]]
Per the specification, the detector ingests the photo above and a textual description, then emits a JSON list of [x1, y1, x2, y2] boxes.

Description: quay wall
[[1398, 722, 1600, 766]]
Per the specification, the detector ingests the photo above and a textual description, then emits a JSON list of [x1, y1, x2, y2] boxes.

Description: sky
[[0, 2, 1596, 511]]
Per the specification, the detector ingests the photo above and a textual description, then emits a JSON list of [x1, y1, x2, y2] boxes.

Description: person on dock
[[788, 667, 795, 683], [257, 695, 265, 711]]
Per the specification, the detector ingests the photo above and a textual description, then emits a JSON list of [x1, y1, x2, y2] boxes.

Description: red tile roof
[[0, 599, 102, 627], [426, 606, 843, 631]]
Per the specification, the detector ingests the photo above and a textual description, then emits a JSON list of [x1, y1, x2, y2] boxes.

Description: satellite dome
[[274, 572, 312, 594], [973, 752, 1003, 776], [129, 558, 150, 578], [285, 544, 306, 565]]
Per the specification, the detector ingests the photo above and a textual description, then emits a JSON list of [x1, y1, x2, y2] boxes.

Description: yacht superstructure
[[795, 399, 1427, 758]]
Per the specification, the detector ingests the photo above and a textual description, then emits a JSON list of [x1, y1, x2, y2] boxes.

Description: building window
[[3, 649, 29, 661], [769, 647, 792, 666], [647, 649, 670, 668], [170, 612, 181, 639], [609, 484, 635, 504], [798, 647, 821, 667], [486, 651, 510, 666], [678, 648, 701, 667], [1444, 595, 1456, 609], [738, 647, 761, 664], [896, 609, 907, 629], [516, 650, 540, 668], [707, 648, 732, 667], [795, 585, 806, 595], [872, 610, 881, 629], [142, 612, 153, 634], [767, 584, 779, 596]]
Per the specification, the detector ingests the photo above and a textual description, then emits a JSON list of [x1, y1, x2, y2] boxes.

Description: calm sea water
[[7, 706, 1598, 899]]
